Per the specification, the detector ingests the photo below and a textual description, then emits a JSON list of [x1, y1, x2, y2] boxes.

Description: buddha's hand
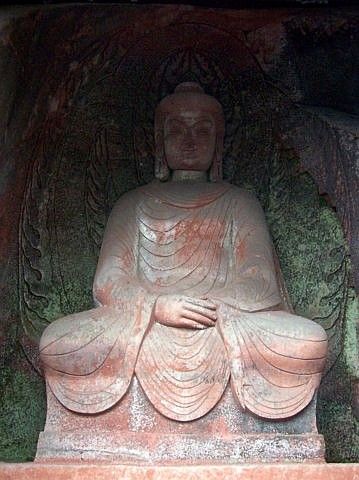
[[153, 294, 217, 329]]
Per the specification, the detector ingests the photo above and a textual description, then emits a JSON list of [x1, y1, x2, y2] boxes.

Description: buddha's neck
[[171, 170, 207, 182]]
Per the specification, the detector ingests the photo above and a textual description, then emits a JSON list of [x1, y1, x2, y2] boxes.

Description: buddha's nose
[[183, 130, 195, 150]]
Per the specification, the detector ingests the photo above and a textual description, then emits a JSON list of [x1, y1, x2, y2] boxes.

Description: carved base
[[36, 378, 324, 464], [36, 431, 325, 464], [3, 463, 359, 480]]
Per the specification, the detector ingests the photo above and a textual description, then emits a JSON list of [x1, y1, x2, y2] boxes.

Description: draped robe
[[40, 181, 327, 421]]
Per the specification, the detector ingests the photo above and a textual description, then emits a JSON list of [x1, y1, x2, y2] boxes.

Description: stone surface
[[1, 463, 359, 480], [36, 431, 325, 465], [36, 83, 328, 463], [36, 378, 324, 464], [0, 4, 357, 463]]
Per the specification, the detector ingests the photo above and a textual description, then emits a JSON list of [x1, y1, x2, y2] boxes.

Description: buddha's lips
[[179, 152, 199, 161]]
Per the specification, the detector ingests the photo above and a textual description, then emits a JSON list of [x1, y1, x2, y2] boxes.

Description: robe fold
[[40, 181, 327, 420]]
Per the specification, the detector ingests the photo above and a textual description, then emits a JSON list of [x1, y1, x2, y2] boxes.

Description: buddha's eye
[[167, 128, 183, 136], [165, 121, 185, 138], [195, 128, 210, 136], [194, 121, 213, 136]]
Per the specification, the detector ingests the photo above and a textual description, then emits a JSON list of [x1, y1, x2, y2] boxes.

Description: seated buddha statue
[[39, 82, 328, 424]]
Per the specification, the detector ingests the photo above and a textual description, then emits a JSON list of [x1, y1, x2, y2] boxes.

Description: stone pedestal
[[1, 463, 359, 480], [36, 378, 325, 464]]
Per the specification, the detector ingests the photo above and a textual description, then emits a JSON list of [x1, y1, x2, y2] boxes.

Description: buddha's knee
[[39, 307, 118, 375], [40, 307, 118, 366], [292, 316, 328, 363], [301, 316, 327, 343], [276, 311, 327, 342], [39, 309, 96, 357], [40, 316, 68, 354], [264, 311, 328, 360], [308, 320, 328, 358]]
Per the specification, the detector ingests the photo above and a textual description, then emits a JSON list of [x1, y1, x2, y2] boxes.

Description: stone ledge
[[0, 463, 358, 479], [35, 431, 325, 464]]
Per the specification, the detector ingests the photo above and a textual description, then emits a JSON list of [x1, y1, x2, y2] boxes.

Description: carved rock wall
[[0, 4, 358, 462]]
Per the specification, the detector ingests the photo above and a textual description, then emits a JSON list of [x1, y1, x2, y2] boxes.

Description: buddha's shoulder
[[111, 182, 260, 206], [225, 183, 260, 202], [111, 187, 145, 210]]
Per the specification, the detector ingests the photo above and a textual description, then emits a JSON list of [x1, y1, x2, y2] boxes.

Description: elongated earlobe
[[209, 133, 224, 182], [154, 129, 170, 181]]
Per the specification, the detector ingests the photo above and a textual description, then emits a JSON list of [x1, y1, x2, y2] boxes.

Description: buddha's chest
[[136, 199, 232, 290], [141, 215, 228, 243]]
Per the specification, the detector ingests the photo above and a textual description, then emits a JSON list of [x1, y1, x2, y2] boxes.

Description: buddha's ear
[[209, 131, 224, 182], [154, 128, 170, 181]]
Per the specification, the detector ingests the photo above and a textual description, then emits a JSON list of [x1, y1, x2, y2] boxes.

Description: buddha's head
[[154, 82, 225, 182]]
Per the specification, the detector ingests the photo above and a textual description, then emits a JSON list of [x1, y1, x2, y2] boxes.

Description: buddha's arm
[[212, 189, 282, 312], [93, 191, 153, 308]]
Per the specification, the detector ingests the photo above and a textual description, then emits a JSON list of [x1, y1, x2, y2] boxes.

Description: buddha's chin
[[178, 158, 199, 168], [176, 157, 210, 171]]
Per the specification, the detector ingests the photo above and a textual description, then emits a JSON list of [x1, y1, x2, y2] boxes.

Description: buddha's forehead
[[160, 94, 219, 120], [165, 99, 214, 124], [165, 108, 215, 125]]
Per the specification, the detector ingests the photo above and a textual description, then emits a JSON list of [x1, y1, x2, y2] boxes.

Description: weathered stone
[[1, 462, 359, 480], [0, 4, 357, 463], [36, 83, 328, 463]]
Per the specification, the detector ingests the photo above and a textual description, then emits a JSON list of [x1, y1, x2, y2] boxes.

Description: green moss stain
[[1, 146, 357, 462], [318, 400, 359, 462], [236, 148, 358, 462], [0, 366, 46, 461], [344, 289, 359, 379], [318, 357, 359, 463]]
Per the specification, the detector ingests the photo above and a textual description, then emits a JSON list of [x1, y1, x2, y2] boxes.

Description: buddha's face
[[163, 108, 216, 172]]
